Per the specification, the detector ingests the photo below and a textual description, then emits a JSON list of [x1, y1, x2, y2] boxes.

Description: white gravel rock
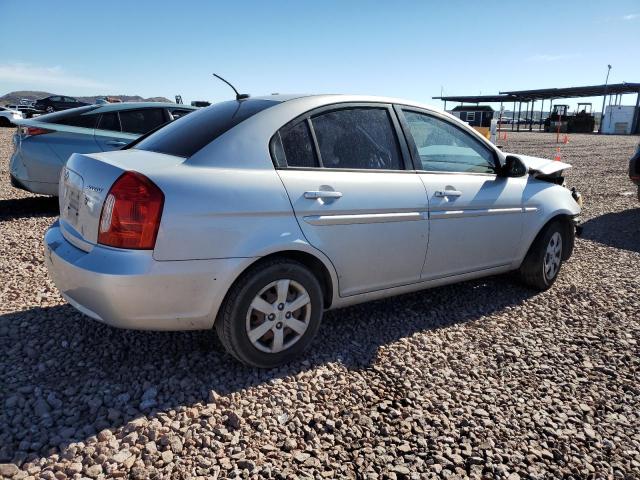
[[0, 129, 639, 478]]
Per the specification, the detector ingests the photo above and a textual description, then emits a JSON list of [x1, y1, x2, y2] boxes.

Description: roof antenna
[[212, 73, 250, 100]]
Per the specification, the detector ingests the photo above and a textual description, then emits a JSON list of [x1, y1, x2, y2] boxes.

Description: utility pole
[[598, 64, 612, 133]]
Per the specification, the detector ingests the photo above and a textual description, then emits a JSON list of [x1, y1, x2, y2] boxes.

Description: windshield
[[133, 99, 278, 158]]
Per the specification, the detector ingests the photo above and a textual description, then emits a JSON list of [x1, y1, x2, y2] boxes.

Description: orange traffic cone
[[563, 134, 569, 144], [554, 147, 562, 161]]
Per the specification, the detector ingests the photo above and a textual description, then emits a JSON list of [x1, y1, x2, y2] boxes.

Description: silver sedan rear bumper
[[44, 221, 245, 331]]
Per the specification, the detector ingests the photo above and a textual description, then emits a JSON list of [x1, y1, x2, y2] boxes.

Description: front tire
[[517, 221, 565, 290], [0, 117, 10, 127], [216, 259, 324, 368]]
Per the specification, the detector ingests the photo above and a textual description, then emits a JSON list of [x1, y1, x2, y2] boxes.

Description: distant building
[[450, 105, 494, 127]]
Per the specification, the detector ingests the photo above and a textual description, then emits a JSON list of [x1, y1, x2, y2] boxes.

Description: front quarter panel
[[516, 177, 581, 264]]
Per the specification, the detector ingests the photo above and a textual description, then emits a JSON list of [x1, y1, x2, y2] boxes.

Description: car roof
[[251, 93, 441, 111], [89, 102, 197, 113]]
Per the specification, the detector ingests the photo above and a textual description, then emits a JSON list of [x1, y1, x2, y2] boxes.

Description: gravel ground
[[0, 126, 639, 480]]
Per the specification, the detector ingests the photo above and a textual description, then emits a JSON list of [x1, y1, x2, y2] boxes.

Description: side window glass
[[119, 109, 167, 134], [311, 108, 403, 170], [276, 121, 319, 168], [403, 110, 496, 173], [97, 112, 121, 132], [169, 109, 193, 120]]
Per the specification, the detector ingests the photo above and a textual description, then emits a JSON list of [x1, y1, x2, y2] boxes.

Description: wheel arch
[[525, 212, 576, 262], [216, 247, 338, 323], [253, 250, 336, 308]]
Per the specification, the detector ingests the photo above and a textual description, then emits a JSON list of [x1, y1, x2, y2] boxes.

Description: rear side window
[[98, 112, 121, 132], [311, 108, 403, 170], [273, 121, 319, 168], [119, 109, 167, 134], [134, 99, 278, 158]]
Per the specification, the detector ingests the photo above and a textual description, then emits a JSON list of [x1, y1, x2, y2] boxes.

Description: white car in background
[[0, 106, 23, 127], [44, 94, 582, 368]]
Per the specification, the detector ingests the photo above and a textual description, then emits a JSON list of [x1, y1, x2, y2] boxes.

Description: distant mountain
[[0, 90, 173, 105]]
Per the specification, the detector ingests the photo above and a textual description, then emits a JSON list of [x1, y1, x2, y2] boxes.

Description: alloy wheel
[[543, 232, 562, 281], [245, 279, 312, 354]]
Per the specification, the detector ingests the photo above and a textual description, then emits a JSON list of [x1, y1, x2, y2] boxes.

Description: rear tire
[[0, 117, 10, 128], [46, 106, 55, 113], [517, 221, 565, 291], [215, 259, 323, 368]]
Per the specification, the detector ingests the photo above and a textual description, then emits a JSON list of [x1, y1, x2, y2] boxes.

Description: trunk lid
[[59, 149, 183, 250]]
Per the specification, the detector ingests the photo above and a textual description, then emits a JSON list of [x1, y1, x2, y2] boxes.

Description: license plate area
[[62, 168, 84, 226]]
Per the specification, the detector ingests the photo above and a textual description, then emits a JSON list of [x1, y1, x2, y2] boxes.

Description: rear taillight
[[21, 126, 52, 137], [98, 171, 164, 250]]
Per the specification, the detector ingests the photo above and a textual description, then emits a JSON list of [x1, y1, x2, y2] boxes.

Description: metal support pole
[[598, 64, 611, 133], [444, 100, 447, 111], [548, 100, 554, 133], [539, 99, 545, 131], [517, 101, 522, 132], [529, 100, 535, 131], [631, 92, 640, 134]]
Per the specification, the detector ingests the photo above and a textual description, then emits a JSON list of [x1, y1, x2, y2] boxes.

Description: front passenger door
[[399, 108, 526, 280]]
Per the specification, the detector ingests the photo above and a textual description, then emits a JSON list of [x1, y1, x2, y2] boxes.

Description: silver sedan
[[44, 94, 581, 367]]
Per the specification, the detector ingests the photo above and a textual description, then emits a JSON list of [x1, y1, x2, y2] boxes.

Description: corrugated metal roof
[[500, 83, 640, 100], [432, 95, 512, 103], [434, 83, 640, 103]]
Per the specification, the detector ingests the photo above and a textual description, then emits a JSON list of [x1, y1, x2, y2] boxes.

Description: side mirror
[[500, 155, 527, 178]]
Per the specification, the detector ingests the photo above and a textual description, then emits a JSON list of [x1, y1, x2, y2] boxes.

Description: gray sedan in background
[[9, 102, 196, 195]]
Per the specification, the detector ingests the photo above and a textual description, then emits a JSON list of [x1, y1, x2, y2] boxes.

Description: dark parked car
[[630, 142, 640, 201], [34, 95, 89, 113]]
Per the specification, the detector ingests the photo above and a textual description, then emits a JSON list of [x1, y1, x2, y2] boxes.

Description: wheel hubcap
[[543, 232, 562, 281], [246, 279, 311, 354]]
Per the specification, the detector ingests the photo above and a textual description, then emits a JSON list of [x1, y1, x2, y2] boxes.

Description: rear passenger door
[[273, 104, 429, 297]]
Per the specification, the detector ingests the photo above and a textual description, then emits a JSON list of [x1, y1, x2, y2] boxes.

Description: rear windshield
[[38, 106, 100, 124], [133, 99, 278, 158]]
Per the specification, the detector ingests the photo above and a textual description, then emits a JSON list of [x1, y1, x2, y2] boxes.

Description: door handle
[[434, 190, 462, 198], [106, 140, 127, 146], [304, 190, 343, 200]]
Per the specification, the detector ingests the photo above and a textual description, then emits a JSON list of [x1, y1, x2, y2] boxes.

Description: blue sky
[[1, 0, 639, 109]]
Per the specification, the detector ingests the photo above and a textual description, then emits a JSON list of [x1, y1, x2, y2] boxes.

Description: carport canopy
[[500, 82, 640, 100]]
